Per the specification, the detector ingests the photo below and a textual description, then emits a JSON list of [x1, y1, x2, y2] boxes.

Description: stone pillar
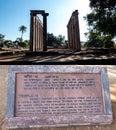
[[43, 13, 49, 51], [72, 17, 75, 50], [73, 10, 81, 50], [67, 25, 70, 48], [30, 12, 34, 51], [38, 19, 40, 50], [33, 15, 36, 52], [35, 16, 37, 51], [67, 10, 81, 51], [69, 24, 72, 49], [37, 18, 39, 51], [39, 22, 43, 51]]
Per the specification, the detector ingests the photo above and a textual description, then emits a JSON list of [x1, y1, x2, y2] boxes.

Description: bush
[[18, 41, 29, 48], [4, 40, 13, 48], [85, 39, 104, 48]]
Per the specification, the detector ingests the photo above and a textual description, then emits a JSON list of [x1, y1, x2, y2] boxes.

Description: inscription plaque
[[6, 66, 113, 129], [15, 73, 104, 117]]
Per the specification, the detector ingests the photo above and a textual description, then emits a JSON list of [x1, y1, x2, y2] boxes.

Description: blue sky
[[0, 0, 91, 41]]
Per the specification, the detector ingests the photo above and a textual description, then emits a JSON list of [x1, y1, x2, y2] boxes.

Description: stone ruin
[[30, 10, 49, 52], [67, 10, 81, 50], [29, 10, 81, 52]]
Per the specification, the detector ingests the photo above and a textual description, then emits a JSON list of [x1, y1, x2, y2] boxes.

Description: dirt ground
[[0, 65, 116, 130], [0, 48, 116, 63]]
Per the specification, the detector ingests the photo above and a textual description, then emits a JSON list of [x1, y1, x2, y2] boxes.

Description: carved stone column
[[29, 10, 49, 52], [43, 13, 49, 51], [67, 10, 81, 51]]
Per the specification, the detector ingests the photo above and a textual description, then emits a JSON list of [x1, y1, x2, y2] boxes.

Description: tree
[[16, 37, 23, 42], [57, 35, 66, 46], [84, 0, 116, 48], [18, 41, 29, 48], [47, 33, 57, 46], [14, 38, 29, 48], [19, 25, 27, 41], [0, 34, 5, 47], [47, 33, 66, 47], [4, 40, 13, 48]]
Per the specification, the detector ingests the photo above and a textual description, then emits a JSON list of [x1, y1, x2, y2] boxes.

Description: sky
[[0, 0, 91, 41]]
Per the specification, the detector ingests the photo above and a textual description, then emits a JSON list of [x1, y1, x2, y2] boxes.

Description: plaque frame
[[6, 65, 112, 128]]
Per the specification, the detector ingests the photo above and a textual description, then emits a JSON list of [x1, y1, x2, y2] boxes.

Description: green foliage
[[14, 38, 29, 48], [0, 33, 29, 49], [85, 32, 115, 48], [16, 37, 23, 42], [88, 0, 116, 36], [47, 33, 67, 47], [48, 33, 57, 46], [85, 39, 104, 48], [4, 40, 13, 48], [114, 43, 116, 49], [57, 35, 66, 46], [18, 41, 29, 48], [0, 34, 5, 47], [84, 0, 116, 48]]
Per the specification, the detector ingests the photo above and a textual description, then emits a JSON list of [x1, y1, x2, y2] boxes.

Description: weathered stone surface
[[67, 10, 81, 51], [30, 10, 49, 52], [6, 65, 112, 129]]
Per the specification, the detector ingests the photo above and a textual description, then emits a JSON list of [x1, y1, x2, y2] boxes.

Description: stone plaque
[[6, 66, 112, 129], [15, 73, 104, 117]]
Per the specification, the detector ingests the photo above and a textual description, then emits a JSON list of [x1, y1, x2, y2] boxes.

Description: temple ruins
[[67, 10, 81, 50], [30, 10, 49, 52], [29, 10, 81, 52]]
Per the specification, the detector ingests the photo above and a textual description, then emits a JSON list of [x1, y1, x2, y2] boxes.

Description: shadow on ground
[[0, 48, 116, 64]]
